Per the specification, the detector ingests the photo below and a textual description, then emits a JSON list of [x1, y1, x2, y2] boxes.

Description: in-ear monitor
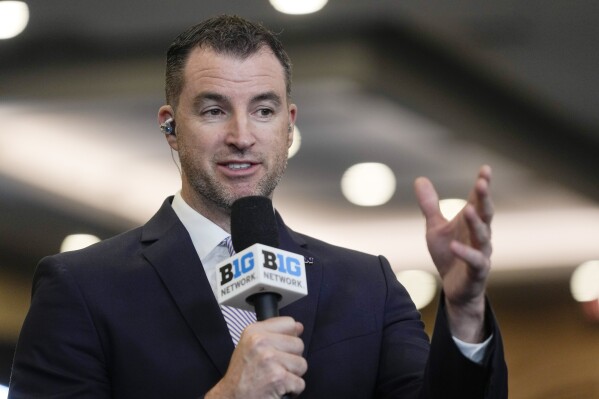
[[160, 118, 175, 135]]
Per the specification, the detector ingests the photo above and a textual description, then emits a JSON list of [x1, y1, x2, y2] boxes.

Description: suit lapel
[[276, 212, 322, 358], [140, 199, 233, 375]]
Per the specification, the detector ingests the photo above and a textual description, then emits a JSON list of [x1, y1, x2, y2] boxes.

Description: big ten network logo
[[219, 248, 302, 284], [216, 244, 308, 310]]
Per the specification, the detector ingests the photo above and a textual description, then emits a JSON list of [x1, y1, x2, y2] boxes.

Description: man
[[9, 15, 507, 398]]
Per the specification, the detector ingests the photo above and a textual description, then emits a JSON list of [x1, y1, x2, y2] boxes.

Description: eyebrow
[[193, 92, 230, 109], [250, 91, 282, 107], [192, 91, 283, 109]]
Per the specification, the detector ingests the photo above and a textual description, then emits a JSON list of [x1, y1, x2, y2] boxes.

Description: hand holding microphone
[[212, 317, 306, 399], [209, 197, 308, 399]]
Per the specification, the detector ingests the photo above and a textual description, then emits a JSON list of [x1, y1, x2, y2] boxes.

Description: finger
[[258, 345, 307, 395], [450, 241, 491, 278], [476, 177, 494, 225], [464, 205, 492, 254], [414, 176, 445, 227], [294, 321, 304, 337], [259, 317, 303, 336], [278, 351, 308, 377], [282, 374, 306, 397], [241, 333, 304, 357], [468, 165, 494, 224], [244, 321, 305, 355], [274, 334, 304, 356], [254, 352, 306, 397], [278, 370, 306, 397], [478, 164, 492, 182]]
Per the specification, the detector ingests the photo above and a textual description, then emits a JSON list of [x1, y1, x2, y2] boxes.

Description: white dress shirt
[[171, 192, 230, 298]]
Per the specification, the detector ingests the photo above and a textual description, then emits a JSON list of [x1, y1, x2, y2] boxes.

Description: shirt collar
[[171, 191, 229, 261]]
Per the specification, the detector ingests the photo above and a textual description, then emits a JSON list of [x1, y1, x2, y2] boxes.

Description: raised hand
[[414, 165, 494, 342]]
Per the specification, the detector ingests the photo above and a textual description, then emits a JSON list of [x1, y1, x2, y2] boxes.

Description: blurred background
[[1, 1, 598, 397]]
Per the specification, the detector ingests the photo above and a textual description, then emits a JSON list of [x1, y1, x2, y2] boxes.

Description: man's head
[[158, 16, 297, 229], [165, 15, 292, 110]]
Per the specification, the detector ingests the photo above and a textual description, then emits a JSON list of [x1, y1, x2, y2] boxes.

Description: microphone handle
[[250, 292, 281, 321], [248, 293, 290, 398]]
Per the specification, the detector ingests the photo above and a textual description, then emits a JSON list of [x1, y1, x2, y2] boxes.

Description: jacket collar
[[140, 197, 234, 375]]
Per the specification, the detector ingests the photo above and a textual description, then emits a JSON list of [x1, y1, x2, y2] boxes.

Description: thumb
[[414, 177, 444, 228]]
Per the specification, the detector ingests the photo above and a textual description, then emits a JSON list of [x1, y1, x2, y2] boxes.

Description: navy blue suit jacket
[[10, 197, 507, 398]]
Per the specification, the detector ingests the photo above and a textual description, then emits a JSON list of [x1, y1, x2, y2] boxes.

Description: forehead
[[181, 46, 287, 99]]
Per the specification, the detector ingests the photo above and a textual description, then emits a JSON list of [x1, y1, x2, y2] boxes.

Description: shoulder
[[298, 231, 381, 262], [276, 213, 391, 282], [45, 196, 181, 275], [32, 227, 145, 294], [51, 226, 144, 269], [288, 229, 397, 295]]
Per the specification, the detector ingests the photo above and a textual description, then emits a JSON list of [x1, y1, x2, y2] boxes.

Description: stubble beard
[[180, 150, 288, 213]]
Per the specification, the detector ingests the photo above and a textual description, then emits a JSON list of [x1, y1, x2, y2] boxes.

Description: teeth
[[227, 163, 251, 170]]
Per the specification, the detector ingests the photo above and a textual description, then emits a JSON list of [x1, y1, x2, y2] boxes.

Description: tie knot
[[221, 236, 235, 256]]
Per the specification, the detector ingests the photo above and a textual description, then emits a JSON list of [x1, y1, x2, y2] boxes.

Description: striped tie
[[220, 236, 257, 346]]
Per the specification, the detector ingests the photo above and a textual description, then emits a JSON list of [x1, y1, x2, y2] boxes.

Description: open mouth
[[226, 162, 252, 170]]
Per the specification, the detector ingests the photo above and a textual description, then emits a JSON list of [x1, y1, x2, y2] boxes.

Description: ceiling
[[1, 0, 599, 287]]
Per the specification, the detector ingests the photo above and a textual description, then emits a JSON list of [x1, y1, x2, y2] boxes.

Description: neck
[[180, 187, 232, 233]]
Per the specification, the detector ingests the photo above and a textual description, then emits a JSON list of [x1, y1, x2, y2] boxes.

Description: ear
[[158, 105, 178, 151], [287, 103, 298, 149]]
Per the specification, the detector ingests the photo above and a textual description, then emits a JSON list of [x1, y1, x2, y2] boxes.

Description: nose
[[225, 115, 255, 151]]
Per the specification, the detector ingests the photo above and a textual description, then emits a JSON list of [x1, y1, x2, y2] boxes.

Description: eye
[[200, 107, 227, 120], [205, 108, 224, 116], [256, 108, 274, 118]]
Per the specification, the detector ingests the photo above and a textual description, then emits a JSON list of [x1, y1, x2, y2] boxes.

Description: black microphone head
[[231, 196, 279, 252]]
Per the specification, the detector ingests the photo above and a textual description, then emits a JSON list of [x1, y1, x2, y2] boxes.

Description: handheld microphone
[[217, 197, 307, 399], [216, 196, 307, 321]]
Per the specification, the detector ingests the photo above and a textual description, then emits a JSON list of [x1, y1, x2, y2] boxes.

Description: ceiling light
[[439, 198, 467, 220], [570, 260, 599, 302], [288, 125, 301, 158], [0, 1, 29, 39], [341, 162, 396, 206], [269, 0, 328, 15], [60, 234, 101, 253], [395, 270, 438, 310]]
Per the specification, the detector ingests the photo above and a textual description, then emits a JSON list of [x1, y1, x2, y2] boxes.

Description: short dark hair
[[165, 15, 292, 108]]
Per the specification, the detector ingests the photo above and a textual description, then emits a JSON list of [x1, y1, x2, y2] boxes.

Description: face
[[159, 46, 296, 221]]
